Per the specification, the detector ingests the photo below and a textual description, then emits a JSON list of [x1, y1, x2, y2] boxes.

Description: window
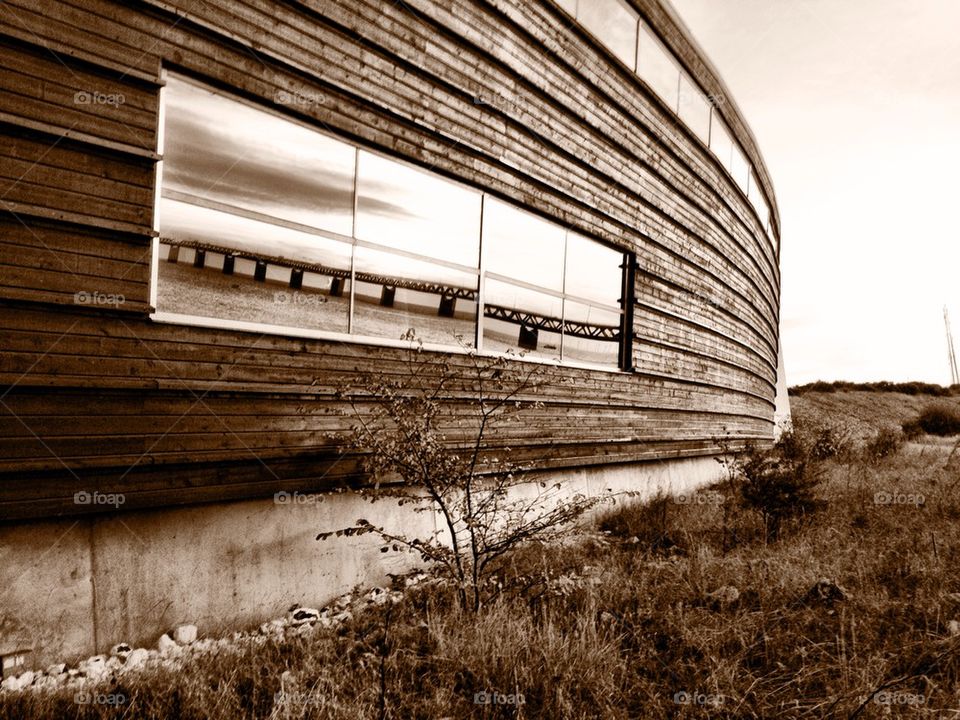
[[577, 0, 639, 70], [708, 114, 734, 172], [748, 170, 770, 229], [157, 74, 356, 334], [730, 142, 751, 194], [678, 73, 711, 144], [156, 72, 632, 370], [637, 23, 680, 111], [480, 199, 627, 368], [354, 150, 481, 346]]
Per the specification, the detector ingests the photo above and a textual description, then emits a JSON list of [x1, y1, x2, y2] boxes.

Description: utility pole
[[945, 306, 959, 386]]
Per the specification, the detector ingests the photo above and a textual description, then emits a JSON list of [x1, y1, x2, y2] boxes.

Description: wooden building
[[0, 0, 785, 663]]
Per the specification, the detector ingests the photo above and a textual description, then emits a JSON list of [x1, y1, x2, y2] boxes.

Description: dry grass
[[5, 408, 960, 718]]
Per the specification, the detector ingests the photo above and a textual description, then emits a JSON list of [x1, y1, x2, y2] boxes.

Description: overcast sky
[[670, 0, 960, 386]]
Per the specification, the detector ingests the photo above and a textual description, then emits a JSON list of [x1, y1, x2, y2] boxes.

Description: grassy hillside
[[789, 388, 960, 441]]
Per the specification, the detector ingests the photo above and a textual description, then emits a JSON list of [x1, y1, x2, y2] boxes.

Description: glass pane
[[577, 0, 639, 70], [637, 23, 679, 111], [356, 150, 481, 269], [483, 279, 562, 361], [730, 143, 750, 193], [562, 301, 622, 366], [157, 198, 351, 333], [678, 73, 711, 143], [709, 114, 733, 171], [352, 245, 478, 346], [748, 171, 770, 227], [162, 74, 356, 236], [482, 198, 565, 291], [564, 232, 623, 307]]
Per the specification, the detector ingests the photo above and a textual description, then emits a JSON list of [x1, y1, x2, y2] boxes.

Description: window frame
[[150, 68, 635, 374]]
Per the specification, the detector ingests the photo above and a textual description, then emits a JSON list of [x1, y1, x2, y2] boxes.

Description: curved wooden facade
[[0, 0, 781, 521]]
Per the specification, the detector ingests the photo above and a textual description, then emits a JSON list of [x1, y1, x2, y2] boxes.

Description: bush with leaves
[[913, 402, 960, 436], [863, 427, 903, 462], [318, 332, 611, 612], [737, 450, 825, 542]]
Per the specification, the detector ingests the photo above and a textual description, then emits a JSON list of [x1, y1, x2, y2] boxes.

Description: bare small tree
[[317, 331, 608, 611]]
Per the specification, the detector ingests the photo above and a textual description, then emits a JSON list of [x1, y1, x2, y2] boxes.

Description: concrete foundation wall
[[1, 456, 722, 667]]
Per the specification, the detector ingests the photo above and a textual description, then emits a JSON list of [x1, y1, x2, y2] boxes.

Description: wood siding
[[0, 0, 781, 521]]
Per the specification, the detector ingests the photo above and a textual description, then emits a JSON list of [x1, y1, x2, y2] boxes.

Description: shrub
[[809, 425, 852, 461], [321, 332, 607, 612], [774, 427, 807, 461], [901, 418, 924, 441], [864, 427, 903, 461], [738, 453, 824, 541], [915, 402, 960, 436]]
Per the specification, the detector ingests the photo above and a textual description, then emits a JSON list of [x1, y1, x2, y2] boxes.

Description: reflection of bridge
[[163, 238, 620, 342], [164, 238, 478, 299], [483, 305, 619, 341]]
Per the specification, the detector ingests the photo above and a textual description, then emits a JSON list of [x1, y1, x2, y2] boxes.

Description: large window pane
[[730, 143, 750, 193], [482, 198, 565, 291], [709, 114, 734, 172], [352, 245, 478, 346], [577, 0, 639, 70], [355, 151, 481, 268], [564, 232, 623, 306], [678, 73, 711, 143], [637, 23, 679, 111], [162, 75, 355, 236], [748, 170, 770, 228], [157, 198, 352, 333]]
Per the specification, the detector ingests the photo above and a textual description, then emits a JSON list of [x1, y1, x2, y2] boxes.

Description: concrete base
[[0, 456, 722, 666]]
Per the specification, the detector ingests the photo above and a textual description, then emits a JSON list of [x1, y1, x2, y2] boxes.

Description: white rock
[[78, 656, 107, 679], [110, 643, 132, 659], [2, 674, 24, 692], [46, 663, 66, 676], [332, 610, 353, 625], [124, 648, 150, 669], [157, 634, 179, 654], [18, 670, 35, 688], [334, 594, 352, 609], [365, 588, 389, 606], [33, 674, 59, 691], [106, 656, 122, 670], [949, 619, 960, 636], [173, 624, 197, 645]]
